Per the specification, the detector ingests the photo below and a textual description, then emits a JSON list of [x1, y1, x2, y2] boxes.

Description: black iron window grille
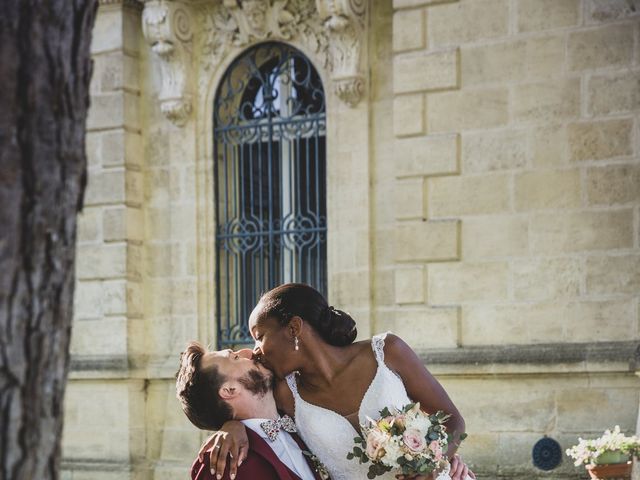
[[214, 42, 327, 349]]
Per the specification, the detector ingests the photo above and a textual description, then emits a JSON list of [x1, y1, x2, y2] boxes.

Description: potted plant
[[566, 426, 640, 480]]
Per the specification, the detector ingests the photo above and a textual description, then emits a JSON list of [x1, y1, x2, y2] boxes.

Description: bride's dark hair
[[257, 283, 357, 346]]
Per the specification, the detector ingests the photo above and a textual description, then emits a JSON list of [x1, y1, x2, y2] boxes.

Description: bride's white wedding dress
[[285, 332, 473, 480]]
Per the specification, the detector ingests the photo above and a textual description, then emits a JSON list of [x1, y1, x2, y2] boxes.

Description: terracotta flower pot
[[586, 461, 632, 480]]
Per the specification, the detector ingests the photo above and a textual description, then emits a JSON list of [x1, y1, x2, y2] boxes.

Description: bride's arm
[[197, 420, 248, 479], [382, 334, 466, 458], [198, 379, 295, 478]]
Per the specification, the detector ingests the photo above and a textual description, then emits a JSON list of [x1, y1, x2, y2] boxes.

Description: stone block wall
[[62, 0, 640, 479], [378, 0, 640, 477], [62, 2, 152, 479]]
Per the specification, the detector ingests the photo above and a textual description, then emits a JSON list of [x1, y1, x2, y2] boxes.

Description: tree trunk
[[0, 1, 98, 479]]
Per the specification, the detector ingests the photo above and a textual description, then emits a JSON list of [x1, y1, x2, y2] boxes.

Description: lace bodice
[[286, 332, 470, 480], [286, 333, 405, 479]]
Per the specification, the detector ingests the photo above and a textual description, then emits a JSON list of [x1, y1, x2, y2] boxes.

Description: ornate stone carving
[[141, 0, 368, 121], [142, 0, 194, 126], [315, 0, 366, 106], [197, 0, 367, 107]]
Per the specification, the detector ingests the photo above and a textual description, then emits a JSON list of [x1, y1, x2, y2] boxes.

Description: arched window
[[214, 42, 327, 348]]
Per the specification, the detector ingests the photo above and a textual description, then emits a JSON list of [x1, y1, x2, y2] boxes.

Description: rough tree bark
[[0, 1, 98, 479]]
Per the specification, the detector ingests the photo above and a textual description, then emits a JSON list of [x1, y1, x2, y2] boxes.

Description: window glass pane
[[214, 43, 327, 349]]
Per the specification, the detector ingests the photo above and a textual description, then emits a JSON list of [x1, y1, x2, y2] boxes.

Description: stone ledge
[[417, 341, 640, 376], [472, 466, 583, 480], [69, 342, 640, 379], [69, 355, 129, 379], [61, 458, 132, 472]]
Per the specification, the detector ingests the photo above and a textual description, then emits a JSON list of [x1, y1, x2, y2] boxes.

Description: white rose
[[380, 440, 404, 467], [407, 415, 432, 436]]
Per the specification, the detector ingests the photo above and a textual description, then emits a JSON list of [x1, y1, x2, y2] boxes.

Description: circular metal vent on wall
[[532, 437, 563, 471]]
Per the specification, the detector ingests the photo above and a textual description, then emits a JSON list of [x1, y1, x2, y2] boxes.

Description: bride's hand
[[449, 454, 475, 480], [197, 420, 248, 479]]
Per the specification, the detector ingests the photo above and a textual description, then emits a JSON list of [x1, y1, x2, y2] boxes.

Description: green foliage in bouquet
[[347, 403, 468, 479]]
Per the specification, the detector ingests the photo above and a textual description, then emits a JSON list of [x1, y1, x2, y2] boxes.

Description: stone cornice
[[417, 341, 640, 374], [69, 342, 640, 381]]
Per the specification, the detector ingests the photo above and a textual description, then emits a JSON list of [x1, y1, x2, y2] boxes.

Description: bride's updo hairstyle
[[257, 283, 357, 347]]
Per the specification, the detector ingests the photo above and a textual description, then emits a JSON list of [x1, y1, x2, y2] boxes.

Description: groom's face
[[202, 349, 274, 396]]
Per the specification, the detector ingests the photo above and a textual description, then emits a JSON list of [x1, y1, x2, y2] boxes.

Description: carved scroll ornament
[[142, 0, 194, 126]]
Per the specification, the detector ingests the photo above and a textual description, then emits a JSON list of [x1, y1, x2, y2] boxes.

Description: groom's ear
[[218, 381, 239, 400]]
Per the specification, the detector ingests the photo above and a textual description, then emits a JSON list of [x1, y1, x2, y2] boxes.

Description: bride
[[203, 283, 475, 480]]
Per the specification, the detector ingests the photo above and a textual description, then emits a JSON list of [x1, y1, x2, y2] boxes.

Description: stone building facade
[[63, 0, 640, 479]]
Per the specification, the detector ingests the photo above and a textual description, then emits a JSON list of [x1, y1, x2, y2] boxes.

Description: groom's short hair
[[176, 342, 233, 430]]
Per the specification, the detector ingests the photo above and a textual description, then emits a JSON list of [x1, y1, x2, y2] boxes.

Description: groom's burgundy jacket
[[191, 427, 324, 480]]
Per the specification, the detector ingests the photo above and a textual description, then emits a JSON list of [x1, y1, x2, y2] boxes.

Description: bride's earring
[[294, 336, 299, 351]]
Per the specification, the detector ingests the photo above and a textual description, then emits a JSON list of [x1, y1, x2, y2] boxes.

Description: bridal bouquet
[[347, 402, 465, 479]]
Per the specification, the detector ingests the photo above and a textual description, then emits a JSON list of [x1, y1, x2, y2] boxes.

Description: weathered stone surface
[[395, 266, 426, 304], [394, 49, 459, 93], [393, 8, 426, 52], [394, 178, 426, 220], [517, 0, 580, 32], [428, 261, 509, 304], [557, 387, 639, 431], [587, 163, 640, 205], [532, 126, 567, 167], [588, 70, 640, 115], [586, 254, 640, 295], [514, 169, 582, 210], [512, 79, 580, 124], [428, 88, 509, 132], [568, 119, 633, 162], [76, 244, 127, 279], [429, 174, 510, 216], [586, 0, 640, 23], [103, 206, 143, 243], [391, 308, 459, 347], [394, 93, 425, 137], [512, 257, 582, 302], [462, 36, 565, 86], [394, 220, 460, 262], [530, 210, 634, 253], [77, 207, 102, 243], [568, 24, 635, 71], [395, 134, 459, 177], [462, 299, 636, 345], [429, 0, 509, 47], [462, 130, 528, 173], [461, 216, 529, 259]]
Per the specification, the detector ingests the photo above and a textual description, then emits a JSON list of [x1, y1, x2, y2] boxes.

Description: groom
[[176, 342, 322, 480]]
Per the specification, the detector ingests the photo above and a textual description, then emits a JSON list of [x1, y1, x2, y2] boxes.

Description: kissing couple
[[176, 283, 476, 480]]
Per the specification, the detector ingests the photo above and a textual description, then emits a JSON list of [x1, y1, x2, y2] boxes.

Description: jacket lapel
[[289, 433, 324, 480], [247, 428, 301, 480]]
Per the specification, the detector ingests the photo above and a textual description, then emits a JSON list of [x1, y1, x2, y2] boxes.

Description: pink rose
[[429, 440, 443, 461], [403, 429, 426, 452], [366, 430, 388, 460]]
